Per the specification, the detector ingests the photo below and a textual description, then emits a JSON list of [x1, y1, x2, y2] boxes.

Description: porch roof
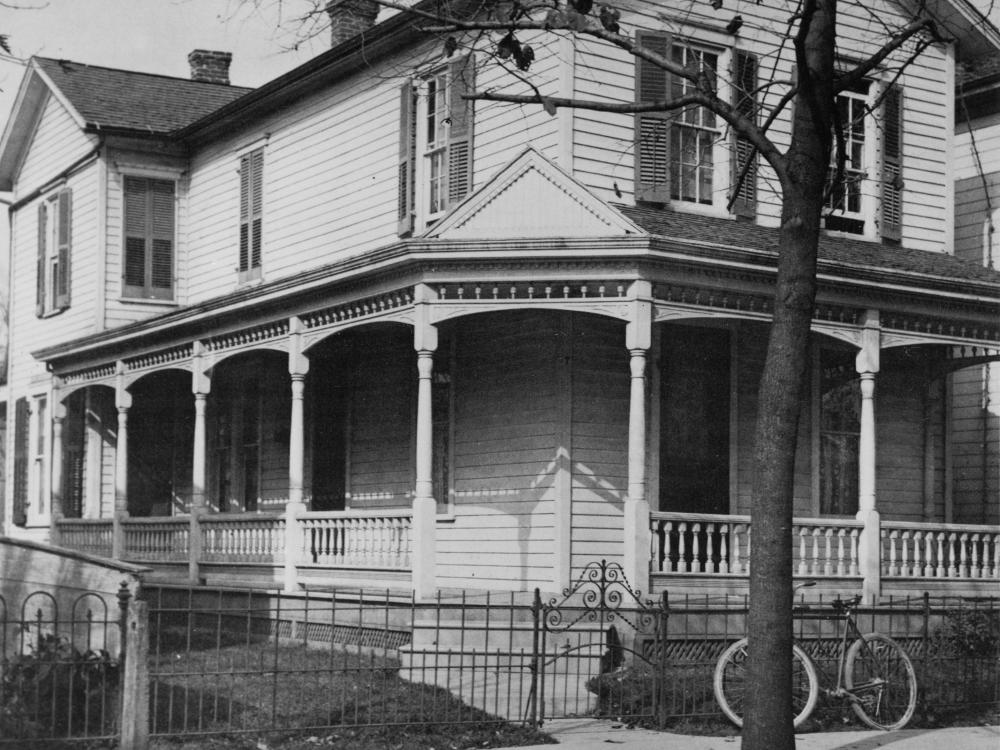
[[619, 205, 1000, 285]]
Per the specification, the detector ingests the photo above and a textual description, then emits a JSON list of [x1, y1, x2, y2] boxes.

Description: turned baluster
[[935, 533, 947, 577], [959, 533, 969, 578], [900, 531, 911, 578], [824, 529, 834, 576], [849, 529, 859, 576], [719, 524, 730, 574], [663, 521, 674, 572], [692, 523, 703, 573], [888, 530, 899, 576], [797, 528, 809, 576], [678, 522, 689, 573]]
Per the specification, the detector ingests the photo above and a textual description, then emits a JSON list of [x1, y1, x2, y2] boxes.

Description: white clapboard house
[[1, 0, 998, 601]]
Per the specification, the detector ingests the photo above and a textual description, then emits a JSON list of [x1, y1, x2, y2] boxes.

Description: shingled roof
[[34, 57, 252, 134], [618, 204, 1000, 286]]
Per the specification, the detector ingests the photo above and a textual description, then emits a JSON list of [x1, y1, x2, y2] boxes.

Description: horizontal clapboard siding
[[437, 312, 561, 590], [571, 315, 627, 574], [949, 366, 999, 525]]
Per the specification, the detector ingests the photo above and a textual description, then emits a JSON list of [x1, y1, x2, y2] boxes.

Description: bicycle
[[712, 584, 918, 731]]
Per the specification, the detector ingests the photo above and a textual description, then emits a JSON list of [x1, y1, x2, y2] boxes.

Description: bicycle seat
[[831, 594, 863, 613]]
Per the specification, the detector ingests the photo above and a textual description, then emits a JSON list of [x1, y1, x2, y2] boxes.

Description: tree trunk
[[742, 2, 836, 749]]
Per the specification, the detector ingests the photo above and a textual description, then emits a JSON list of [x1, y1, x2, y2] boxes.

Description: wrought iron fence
[[0, 587, 127, 746]]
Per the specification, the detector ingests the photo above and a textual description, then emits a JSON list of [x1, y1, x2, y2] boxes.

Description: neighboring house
[[0, 0, 997, 602]]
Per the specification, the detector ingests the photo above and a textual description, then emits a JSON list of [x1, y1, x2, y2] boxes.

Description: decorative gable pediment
[[424, 147, 646, 239]]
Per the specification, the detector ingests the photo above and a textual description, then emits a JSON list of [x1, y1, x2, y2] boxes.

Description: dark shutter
[[397, 81, 415, 236], [447, 58, 474, 207], [36, 202, 46, 317], [55, 189, 71, 310], [12, 397, 28, 526], [634, 31, 671, 203], [880, 85, 903, 242], [124, 176, 147, 293], [151, 180, 175, 295], [239, 149, 263, 274], [730, 50, 758, 218]]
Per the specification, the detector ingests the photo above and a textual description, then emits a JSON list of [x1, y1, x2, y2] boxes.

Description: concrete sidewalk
[[507, 718, 1000, 749]]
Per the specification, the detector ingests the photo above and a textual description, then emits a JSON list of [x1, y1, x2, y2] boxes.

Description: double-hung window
[[36, 188, 72, 316], [635, 33, 757, 215], [124, 176, 175, 299], [398, 58, 474, 235], [824, 80, 903, 240], [239, 148, 264, 282]]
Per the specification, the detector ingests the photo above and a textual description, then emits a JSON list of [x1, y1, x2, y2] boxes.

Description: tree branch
[[835, 15, 945, 92]]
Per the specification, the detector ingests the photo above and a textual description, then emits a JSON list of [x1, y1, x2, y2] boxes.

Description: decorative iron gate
[[529, 559, 668, 726]]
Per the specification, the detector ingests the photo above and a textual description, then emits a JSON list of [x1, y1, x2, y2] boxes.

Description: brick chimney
[[326, 0, 379, 47], [188, 50, 232, 85]]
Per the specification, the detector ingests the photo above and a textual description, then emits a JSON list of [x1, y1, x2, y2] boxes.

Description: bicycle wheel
[[713, 638, 819, 728], [845, 632, 917, 730]]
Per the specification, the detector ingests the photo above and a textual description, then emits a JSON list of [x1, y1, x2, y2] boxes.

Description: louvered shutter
[[240, 149, 263, 275], [124, 176, 148, 295], [55, 189, 71, 310], [447, 58, 474, 208], [397, 81, 415, 236], [730, 50, 758, 218], [151, 180, 175, 297], [12, 397, 28, 526], [36, 202, 46, 316], [634, 31, 671, 203], [880, 85, 903, 242]]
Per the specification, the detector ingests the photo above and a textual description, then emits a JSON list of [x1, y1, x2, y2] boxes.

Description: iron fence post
[[529, 587, 541, 727], [120, 597, 149, 749]]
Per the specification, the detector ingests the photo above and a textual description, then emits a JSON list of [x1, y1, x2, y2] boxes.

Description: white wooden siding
[[348, 327, 415, 509], [436, 312, 561, 591], [570, 314, 628, 575], [949, 365, 1000, 525], [15, 95, 95, 195]]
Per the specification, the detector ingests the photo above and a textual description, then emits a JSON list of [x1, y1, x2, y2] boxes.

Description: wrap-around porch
[[45, 278, 1000, 600]]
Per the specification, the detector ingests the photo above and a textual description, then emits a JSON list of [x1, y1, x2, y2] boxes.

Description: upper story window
[[239, 148, 264, 283], [398, 58, 474, 235], [123, 176, 175, 300], [823, 80, 903, 241], [635, 34, 757, 216], [36, 188, 72, 316]]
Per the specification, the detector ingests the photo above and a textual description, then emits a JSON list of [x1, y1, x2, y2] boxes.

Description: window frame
[[824, 79, 876, 237], [634, 35, 732, 215], [812, 347, 861, 517], [121, 174, 177, 301], [36, 188, 71, 316], [27, 394, 49, 524]]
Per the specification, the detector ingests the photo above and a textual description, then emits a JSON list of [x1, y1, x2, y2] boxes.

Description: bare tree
[[238, 0, 959, 747]]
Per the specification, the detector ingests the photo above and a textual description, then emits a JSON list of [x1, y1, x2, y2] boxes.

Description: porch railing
[[122, 517, 191, 562], [201, 513, 286, 563], [651, 512, 1000, 581], [650, 512, 863, 577], [55, 518, 114, 558], [881, 520, 1000, 580], [298, 510, 412, 569]]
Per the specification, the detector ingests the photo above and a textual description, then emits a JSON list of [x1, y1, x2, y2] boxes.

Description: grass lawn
[[146, 635, 553, 750]]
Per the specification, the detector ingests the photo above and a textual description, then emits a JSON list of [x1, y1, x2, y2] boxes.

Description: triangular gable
[[0, 61, 88, 192], [424, 147, 646, 239]]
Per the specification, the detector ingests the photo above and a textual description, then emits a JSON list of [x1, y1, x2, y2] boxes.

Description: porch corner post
[[624, 280, 653, 594], [412, 284, 439, 602], [112, 363, 131, 561], [189, 343, 211, 583], [50, 393, 66, 547], [284, 318, 310, 593], [856, 312, 881, 604]]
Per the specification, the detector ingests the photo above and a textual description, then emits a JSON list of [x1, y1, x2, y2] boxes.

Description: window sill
[[119, 296, 178, 306], [657, 201, 735, 220], [37, 306, 68, 319]]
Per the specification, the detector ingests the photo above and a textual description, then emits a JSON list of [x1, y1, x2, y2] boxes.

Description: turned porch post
[[856, 312, 881, 603], [284, 317, 309, 592], [113, 363, 131, 560], [412, 284, 438, 601], [189, 342, 211, 583], [624, 281, 653, 593], [49, 393, 66, 547]]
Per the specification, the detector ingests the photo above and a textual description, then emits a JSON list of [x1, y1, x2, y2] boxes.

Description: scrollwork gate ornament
[[542, 559, 657, 637]]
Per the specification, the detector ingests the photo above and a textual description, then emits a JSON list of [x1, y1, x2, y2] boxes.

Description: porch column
[[49, 395, 66, 547], [284, 318, 309, 593], [624, 281, 653, 593], [189, 343, 211, 583], [113, 364, 132, 560], [856, 312, 881, 603], [412, 284, 438, 601]]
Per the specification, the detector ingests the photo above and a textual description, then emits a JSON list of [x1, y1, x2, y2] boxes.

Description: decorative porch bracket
[[624, 281, 653, 594], [856, 311, 881, 604]]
